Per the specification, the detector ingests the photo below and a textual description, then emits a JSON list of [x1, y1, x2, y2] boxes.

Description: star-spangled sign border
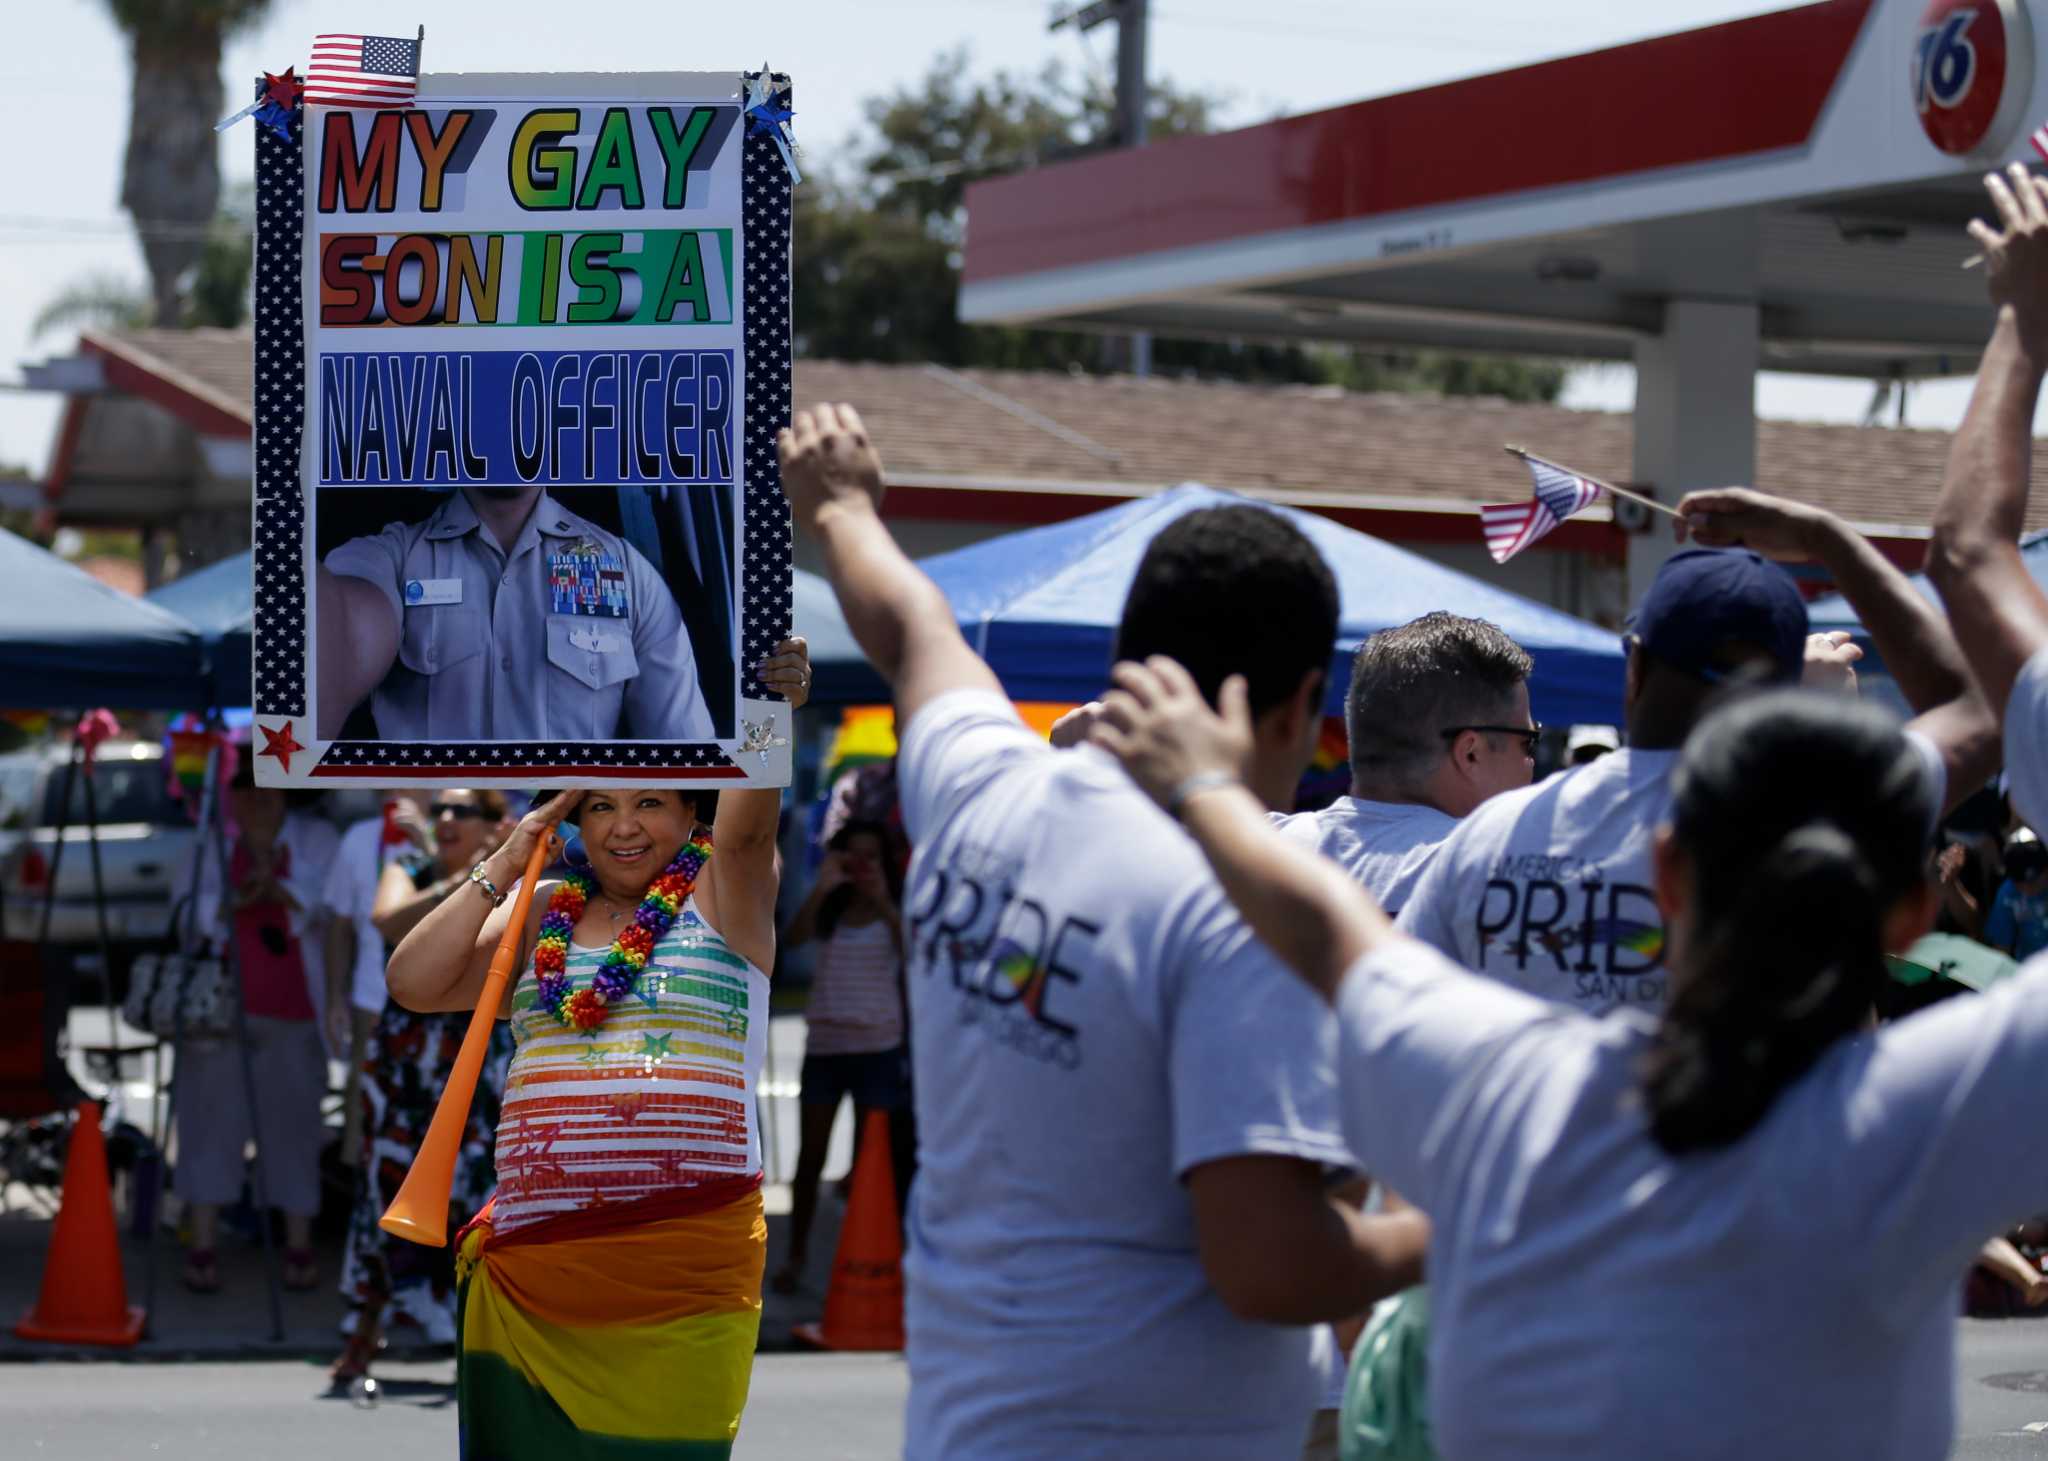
[[248, 74, 794, 781]]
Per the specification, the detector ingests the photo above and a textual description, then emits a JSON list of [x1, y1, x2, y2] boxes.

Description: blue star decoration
[[742, 67, 801, 185], [747, 99, 794, 137]]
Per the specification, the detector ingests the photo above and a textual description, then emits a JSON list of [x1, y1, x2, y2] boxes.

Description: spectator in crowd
[[783, 404, 1427, 1461], [178, 759, 340, 1294], [332, 788, 516, 1378], [1564, 724, 1618, 765], [1983, 829, 2048, 960], [771, 819, 908, 1295], [322, 792, 431, 1167]]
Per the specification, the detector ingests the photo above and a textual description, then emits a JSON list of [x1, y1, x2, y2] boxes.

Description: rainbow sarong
[[456, 1176, 766, 1458]]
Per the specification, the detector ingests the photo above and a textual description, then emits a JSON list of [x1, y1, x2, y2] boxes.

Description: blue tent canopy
[[0, 528, 208, 711], [793, 567, 886, 706], [918, 484, 1627, 725], [145, 549, 255, 709]]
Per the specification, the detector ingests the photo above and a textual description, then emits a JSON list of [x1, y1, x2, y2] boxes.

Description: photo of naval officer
[[314, 483, 722, 742]]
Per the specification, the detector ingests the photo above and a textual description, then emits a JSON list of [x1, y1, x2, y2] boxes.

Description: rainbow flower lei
[[532, 832, 713, 1031]]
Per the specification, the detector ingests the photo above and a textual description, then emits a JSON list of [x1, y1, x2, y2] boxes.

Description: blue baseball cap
[[1626, 549, 1808, 685]]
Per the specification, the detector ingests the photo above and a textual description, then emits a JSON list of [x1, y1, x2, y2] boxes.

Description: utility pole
[[1052, 0, 1152, 375]]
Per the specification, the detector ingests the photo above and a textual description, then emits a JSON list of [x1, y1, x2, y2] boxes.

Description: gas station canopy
[[961, 0, 2032, 379]]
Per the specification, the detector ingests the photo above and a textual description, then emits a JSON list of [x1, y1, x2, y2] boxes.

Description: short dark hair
[[1344, 613, 1532, 789], [1114, 506, 1338, 715]]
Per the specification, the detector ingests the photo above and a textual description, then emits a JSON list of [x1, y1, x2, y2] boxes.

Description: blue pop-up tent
[[0, 528, 208, 710], [918, 484, 1627, 725], [144, 549, 254, 709]]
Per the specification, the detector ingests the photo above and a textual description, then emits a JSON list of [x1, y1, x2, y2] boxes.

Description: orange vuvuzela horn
[[381, 831, 557, 1247]]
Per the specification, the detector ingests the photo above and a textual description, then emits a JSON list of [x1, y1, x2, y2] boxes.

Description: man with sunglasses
[[1397, 521, 1996, 1015], [1275, 612, 1535, 922]]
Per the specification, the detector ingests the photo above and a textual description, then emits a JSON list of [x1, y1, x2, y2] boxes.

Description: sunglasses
[[429, 801, 491, 821], [1440, 724, 1543, 756]]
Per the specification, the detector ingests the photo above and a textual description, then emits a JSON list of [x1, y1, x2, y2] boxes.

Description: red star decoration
[[262, 68, 303, 109], [258, 720, 305, 773]]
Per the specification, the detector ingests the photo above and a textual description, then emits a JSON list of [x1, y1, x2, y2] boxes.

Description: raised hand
[[1970, 163, 2048, 347], [756, 636, 813, 711], [1802, 631, 1863, 695], [1090, 656, 1254, 814], [1047, 702, 1105, 749], [778, 403, 884, 526], [1674, 486, 1830, 561], [485, 789, 582, 886]]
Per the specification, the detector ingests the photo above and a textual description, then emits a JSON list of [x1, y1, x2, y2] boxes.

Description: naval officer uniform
[[324, 489, 714, 741]]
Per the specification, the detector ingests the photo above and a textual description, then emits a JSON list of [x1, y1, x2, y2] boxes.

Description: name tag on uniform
[[404, 577, 463, 606], [548, 551, 629, 618]]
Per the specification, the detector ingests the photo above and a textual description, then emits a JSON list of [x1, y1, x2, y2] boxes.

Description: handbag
[[123, 897, 235, 1040]]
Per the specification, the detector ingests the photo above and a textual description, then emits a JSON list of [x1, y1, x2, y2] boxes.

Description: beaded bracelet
[[468, 863, 506, 908]]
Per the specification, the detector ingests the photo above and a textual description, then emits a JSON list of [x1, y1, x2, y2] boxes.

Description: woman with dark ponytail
[[1096, 660, 2042, 1461]]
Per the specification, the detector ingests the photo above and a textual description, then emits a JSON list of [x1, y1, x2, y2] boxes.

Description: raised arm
[[778, 404, 1001, 723], [701, 637, 811, 975], [1928, 164, 2048, 715], [1091, 657, 1392, 1002], [1677, 488, 1998, 812]]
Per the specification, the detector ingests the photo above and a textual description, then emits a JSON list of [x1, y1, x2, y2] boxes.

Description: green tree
[[796, 53, 1564, 402], [104, 0, 271, 325]]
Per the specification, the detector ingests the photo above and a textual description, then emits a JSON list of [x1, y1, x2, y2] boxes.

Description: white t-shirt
[[1273, 796, 1458, 921], [1274, 793, 1458, 1410], [2005, 647, 2048, 835], [320, 816, 415, 1014], [897, 690, 1351, 1461], [1397, 733, 1945, 1016], [1333, 938, 2048, 1461]]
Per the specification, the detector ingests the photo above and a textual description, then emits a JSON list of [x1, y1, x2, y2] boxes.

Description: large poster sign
[[251, 70, 794, 787]]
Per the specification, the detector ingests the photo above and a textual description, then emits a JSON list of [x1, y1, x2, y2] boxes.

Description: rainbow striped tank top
[[489, 897, 767, 1236]]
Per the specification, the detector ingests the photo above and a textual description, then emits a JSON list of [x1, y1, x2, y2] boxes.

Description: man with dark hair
[[1398, 528, 1996, 1015], [1281, 611, 1534, 918], [779, 405, 1426, 1461]]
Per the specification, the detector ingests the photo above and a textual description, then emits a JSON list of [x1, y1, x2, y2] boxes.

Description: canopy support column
[[1630, 298, 1760, 600]]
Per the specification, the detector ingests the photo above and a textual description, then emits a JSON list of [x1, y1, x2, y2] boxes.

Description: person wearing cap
[[1984, 829, 2048, 960], [315, 484, 714, 742], [1564, 724, 1618, 765], [1396, 507, 1997, 1016]]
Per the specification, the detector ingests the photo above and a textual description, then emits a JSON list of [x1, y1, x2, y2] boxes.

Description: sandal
[[182, 1249, 221, 1294], [283, 1248, 319, 1291]]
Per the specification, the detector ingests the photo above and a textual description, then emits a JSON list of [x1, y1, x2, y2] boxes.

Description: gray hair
[[1345, 612, 1533, 791]]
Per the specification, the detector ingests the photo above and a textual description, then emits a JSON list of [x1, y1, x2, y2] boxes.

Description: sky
[[0, 0, 2000, 479]]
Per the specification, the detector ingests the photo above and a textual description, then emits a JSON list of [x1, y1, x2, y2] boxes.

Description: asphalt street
[[10, 1323, 2048, 1458]]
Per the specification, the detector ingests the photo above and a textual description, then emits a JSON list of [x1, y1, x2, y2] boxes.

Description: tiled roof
[[79, 328, 2048, 534]]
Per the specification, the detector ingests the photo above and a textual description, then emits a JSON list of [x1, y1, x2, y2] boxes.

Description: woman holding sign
[[385, 637, 810, 1459]]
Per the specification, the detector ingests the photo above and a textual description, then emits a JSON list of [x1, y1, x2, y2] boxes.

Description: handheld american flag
[[1480, 457, 1604, 563], [305, 33, 420, 108]]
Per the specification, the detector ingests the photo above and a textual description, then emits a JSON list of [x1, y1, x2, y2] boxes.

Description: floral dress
[[338, 859, 516, 1327]]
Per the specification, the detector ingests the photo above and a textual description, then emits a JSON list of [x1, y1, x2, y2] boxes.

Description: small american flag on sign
[[305, 33, 420, 108], [1480, 457, 1604, 563], [2032, 119, 2048, 164]]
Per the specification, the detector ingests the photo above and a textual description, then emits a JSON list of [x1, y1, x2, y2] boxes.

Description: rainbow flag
[[456, 1179, 766, 1458]]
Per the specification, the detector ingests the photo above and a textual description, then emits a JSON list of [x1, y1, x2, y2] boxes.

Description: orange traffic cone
[[792, 1109, 904, 1351], [15, 1102, 145, 1346]]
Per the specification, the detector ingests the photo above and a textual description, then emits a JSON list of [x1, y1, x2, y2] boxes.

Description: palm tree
[[104, 0, 271, 326]]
